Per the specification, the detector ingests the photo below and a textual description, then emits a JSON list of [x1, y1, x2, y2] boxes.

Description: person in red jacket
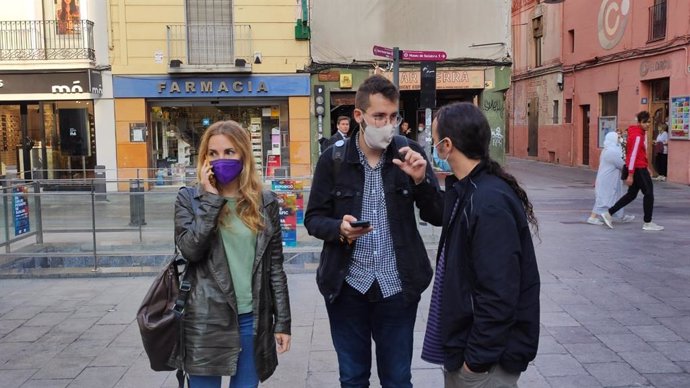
[[601, 111, 664, 231]]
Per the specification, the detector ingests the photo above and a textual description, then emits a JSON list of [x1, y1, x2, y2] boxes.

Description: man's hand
[[625, 174, 633, 186], [392, 146, 427, 185], [339, 215, 373, 242]]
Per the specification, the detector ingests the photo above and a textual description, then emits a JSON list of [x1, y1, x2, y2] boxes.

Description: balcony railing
[[166, 24, 252, 69], [0, 20, 95, 62], [648, 1, 667, 42]]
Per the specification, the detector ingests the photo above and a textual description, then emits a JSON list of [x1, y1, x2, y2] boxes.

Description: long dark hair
[[58, 0, 79, 19], [436, 102, 538, 233]]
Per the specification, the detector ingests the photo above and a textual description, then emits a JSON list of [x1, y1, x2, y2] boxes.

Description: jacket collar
[[445, 159, 487, 195]]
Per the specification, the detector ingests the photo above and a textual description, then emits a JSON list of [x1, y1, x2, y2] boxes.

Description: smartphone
[[349, 220, 371, 228]]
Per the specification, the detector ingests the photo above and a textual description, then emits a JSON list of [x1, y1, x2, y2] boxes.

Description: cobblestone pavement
[[1, 158, 690, 387]]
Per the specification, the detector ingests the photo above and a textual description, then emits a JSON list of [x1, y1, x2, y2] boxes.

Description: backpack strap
[[331, 138, 349, 178]]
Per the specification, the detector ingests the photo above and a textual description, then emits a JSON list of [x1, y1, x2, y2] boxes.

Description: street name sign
[[372, 45, 394, 59], [402, 50, 447, 61]]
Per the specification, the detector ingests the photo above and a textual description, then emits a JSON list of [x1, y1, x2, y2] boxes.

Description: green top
[[219, 197, 257, 315]]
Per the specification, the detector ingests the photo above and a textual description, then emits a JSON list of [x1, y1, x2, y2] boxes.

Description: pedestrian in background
[[587, 131, 634, 225], [601, 111, 664, 231], [173, 120, 291, 388], [305, 75, 444, 388], [653, 123, 668, 181], [326, 115, 351, 149], [422, 102, 540, 388]]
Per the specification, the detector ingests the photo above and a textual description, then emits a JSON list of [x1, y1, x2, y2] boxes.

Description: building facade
[[308, 0, 512, 166], [0, 0, 114, 183], [510, 0, 690, 184], [108, 0, 311, 188]]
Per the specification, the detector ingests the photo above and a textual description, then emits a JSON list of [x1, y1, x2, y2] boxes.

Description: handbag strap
[[171, 186, 200, 317]]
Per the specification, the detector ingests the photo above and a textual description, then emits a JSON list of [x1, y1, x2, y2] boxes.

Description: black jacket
[[304, 133, 444, 304], [326, 131, 347, 149], [172, 187, 291, 381], [438, 162, 540, 373]]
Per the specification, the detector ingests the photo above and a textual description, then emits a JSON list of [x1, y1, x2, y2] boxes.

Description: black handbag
[[136, 186, 198, 387]]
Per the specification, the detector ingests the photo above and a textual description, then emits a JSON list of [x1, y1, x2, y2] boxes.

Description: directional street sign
[[372, 46, 448, 62], [372, 45, 394, 59], [402, 50, 447, 61]]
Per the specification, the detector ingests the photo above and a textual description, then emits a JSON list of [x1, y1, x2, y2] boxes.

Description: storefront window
[[149, 101, 290, 185], [0, 101, 95, 179]]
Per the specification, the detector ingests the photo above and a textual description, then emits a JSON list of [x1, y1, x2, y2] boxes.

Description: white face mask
[[361, 119, 395, 150]]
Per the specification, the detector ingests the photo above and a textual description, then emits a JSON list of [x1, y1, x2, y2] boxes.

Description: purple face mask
[[211, 159, 243, 185]]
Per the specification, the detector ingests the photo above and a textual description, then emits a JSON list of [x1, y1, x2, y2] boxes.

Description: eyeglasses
[[363, 110, 403, 128]]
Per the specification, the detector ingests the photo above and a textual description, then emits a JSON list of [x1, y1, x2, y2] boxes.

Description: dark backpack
[[137, 186, 197, 387]]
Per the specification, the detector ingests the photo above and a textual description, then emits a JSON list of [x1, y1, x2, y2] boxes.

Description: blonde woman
[[172, 120, 291, 388]]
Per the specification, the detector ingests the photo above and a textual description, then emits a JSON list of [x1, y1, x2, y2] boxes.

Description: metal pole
[[137, 169, 143, 242], [3, 188, 10, 253], [393, 47, 400, 88], [33, 181, 43, 244], [91, 180, 98, 272]]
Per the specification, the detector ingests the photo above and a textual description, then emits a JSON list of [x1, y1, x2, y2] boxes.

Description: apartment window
[[600, 92, 618, 117], [533, 16, 543, 67], [552, 100, 559, 124], [186, 0, 233, 65], [648, 0, 667, 42], [568, 29, 575, 53], [565, 99, 573, 123]]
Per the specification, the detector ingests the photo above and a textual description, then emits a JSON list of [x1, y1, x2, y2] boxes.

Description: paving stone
[[628, 325, 683, 342], [547, 326, 599, 344], [60, 339, 110, 358], [410, 367, 444, 388], [2, 306, 44, 320], [78, 324, 127, 342], [610, 310, 659, 326], [560, 303, 611, 322], [0, 343, 65, 370], [68, 366, 127, 388], [678, 362, 690, 373], [534, 354, 589, 377], [546, 375, 604, 388], [0, 369, 37, 388], [308, 350, 338, 373], [517, 366, 550, 388], [636, 303, 683, 318], [541, 312, 581, 327], [563, 342, 622, 363], [583, 319, 632, 335], [656, 316, 690, 341], [32, 356, 93, 380], [0, 319, 25, 336], [306, 371, 343, 388], [651, 342, 690, 362], [91, 346, 142, 367], [0, 325, 52, 342], [643, 373, 690, 388], [596, 333, 655, 353], [19, 379, 70, 388], [537, 335, 568, 355], [584, 362, 649, 387], [24, 312, 71, 327], [618, 351, 682, 374]]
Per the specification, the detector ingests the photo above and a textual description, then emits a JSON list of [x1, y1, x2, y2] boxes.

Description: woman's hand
[[200, 160, 218, 195], [275, 333, 291, 354]]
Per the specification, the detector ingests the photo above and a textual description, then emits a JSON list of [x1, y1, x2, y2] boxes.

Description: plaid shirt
[[345, 139, 402, 298]]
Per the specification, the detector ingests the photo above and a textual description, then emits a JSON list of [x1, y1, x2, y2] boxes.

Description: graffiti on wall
[[491, 127, 504, 148], [482, 97, 505, 119], [598, 0, 630, 50]]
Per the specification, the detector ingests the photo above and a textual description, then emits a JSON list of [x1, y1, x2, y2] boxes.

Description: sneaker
[[600, 211, 614, 229], [619, 215, 635, 223], [587, 217, 604, 225], [642, 222, 664, 231]]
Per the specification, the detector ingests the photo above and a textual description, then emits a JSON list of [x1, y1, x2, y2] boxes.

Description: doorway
[[581, 105, 590, 166], [649, 78, 669, 177], [527, 98, 539, 157]]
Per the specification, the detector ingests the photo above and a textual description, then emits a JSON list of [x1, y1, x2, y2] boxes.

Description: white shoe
[[642, 222, 664, 231], [619, 215, 635, 223], [587, 217, 604, 225], [600, 212, 614, 229]]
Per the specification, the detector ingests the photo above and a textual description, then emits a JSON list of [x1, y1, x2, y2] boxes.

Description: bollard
[[94, 165, 107, 201], [129, 179, 146, 226]]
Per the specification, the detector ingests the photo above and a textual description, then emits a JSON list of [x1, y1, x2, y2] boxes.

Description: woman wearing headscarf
[[587, 131, 634, 225]]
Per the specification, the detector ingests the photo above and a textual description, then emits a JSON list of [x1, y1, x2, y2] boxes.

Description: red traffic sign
[[401, 50, 447, 61], [372, 45, 394, 59]]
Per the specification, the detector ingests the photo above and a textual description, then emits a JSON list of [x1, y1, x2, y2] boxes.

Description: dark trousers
[[655, 153, 668, 176], [609, 168, 654, 223], [325, 282, 418, 388]]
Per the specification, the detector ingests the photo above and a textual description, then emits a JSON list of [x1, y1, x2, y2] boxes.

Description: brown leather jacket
[[171, 186, 291, 381]]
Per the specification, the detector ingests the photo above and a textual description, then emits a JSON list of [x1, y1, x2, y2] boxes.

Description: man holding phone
[[305, 75, 444, 388]]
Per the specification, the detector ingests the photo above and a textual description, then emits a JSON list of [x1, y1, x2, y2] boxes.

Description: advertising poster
[[598, 116, 617, 148], [272, 180, 305, 247], [670, 96, 690, 140], [55, 0, 82, 35], [12, 186, 30, 236]]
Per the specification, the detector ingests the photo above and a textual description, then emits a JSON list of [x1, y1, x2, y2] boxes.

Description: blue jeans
[[325, 282, 418, 388], [188, 313, 259, 388]]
